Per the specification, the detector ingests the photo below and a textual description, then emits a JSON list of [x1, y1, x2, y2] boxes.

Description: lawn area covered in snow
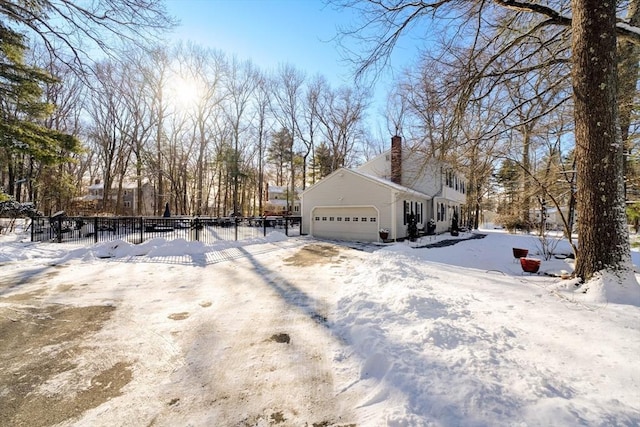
[[0, 226, 639, 426]]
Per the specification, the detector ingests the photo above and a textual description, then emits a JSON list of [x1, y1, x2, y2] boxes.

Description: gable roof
[[303, 167, 432, 200], [88, 181, 138, 190]]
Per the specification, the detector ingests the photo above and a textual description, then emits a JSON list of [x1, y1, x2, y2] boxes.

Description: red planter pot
[[520, 257, 541, 274], [512, 248, 529, 259]]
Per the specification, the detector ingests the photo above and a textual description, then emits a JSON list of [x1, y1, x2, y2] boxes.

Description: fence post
[[93, 217, 98, 243], [53, 215, 59, 243], [284, 215, 289, 237], [194, 217, 200, 242], [263, 216, 267, 237], [139, 217, 143, 243]]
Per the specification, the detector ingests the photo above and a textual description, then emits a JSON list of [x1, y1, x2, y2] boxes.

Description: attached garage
[[301, 167, 431, 242], [310, 206, 378, 241]]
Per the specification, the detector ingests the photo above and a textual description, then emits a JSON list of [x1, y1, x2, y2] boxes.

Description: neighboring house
[[264, 183, 301, 216], [73, 179, 154, 215], [301, 135, 467, 242], [530, 206, 573, 231]]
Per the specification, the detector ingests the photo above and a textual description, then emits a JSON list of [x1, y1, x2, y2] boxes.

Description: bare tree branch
[[0, 0, 176, 76]]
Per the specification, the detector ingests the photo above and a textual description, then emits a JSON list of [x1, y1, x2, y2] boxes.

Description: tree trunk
[[521, 124, 531, 231], [197, 119, 206, 216], [258, 131, 264, 216], [156, 106, 164, 217], [572, 0, 630, 280]]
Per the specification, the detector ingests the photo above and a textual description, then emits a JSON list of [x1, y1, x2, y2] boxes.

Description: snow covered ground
[[1, 226, 639, 426]]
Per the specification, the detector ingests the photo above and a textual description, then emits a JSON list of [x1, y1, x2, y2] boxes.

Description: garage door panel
[[312, 207, 378, 241]]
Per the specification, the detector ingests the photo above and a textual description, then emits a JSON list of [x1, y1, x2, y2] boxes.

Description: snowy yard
[[0, 228, 639, 426]]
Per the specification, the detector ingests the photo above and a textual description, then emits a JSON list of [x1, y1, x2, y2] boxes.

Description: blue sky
[[164, 0, 419, 130], [165, 0, 357, 83]]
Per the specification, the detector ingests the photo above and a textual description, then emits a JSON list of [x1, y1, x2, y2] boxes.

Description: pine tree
[[310, 142, 334, 181], [0, 22, 79, 170], [268, 128, 293, 187]]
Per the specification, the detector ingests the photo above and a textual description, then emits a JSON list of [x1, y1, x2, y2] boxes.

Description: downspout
[[428, 166, 445, 229], [391, 190, 397, 241]]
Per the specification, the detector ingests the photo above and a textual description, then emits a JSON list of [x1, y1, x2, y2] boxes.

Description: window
[[403, 200, 410, 225], [315, 216, 320, 221], [329, 217, 334, 221], [353, 217, 359, 221], [416, 202, 423, 224], [337, 217, 342, 221], [345, 217, 350, 222], [361, 217, 367, 222], [322, 216, 327, 221], [123, 201, 131, 208], [370, 217, 376, 222]]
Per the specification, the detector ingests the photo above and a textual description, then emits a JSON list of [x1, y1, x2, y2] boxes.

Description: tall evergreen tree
[[310, 142, 334, 181], [0, 21, 79, 198], [268, 128, 293, 187]]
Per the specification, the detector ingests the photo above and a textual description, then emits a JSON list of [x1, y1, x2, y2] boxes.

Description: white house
[[73, 179, 154, 215], [263, 183, 301, 216], [301, 136, 467, 242], [530, 206, 573, 231]]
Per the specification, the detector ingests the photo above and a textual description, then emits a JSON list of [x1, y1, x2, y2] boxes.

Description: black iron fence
[[31, 215, 302, 245]]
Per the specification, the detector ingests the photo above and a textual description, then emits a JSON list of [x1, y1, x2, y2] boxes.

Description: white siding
[[358, 148, 466, 203], [358, 154, 391, 179], [302, 169, 394, 240], [302, 168, 432, 242], [401, 156, 442, 196]]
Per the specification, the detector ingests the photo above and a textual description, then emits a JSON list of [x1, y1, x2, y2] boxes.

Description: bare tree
[[148, 49, 170, 215], [86, 60, 134, 213], [502, 63, 569, 230], [270, 64, 305, 214], [298, 74, 325, 188], [161, 111, 192, 214], [102, 49, 160, 216], [397, 60, 460, 161], [316, 85, 369, 171], [252, 73, 272, 215], [224, 56, 257, 218], [175, 44, 227, 215]]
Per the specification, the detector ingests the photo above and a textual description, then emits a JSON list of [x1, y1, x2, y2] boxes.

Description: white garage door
[[311, 207, 379, 241]]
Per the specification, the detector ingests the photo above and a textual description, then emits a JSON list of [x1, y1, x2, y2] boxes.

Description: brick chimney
[[391, 135, 402, 185]]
